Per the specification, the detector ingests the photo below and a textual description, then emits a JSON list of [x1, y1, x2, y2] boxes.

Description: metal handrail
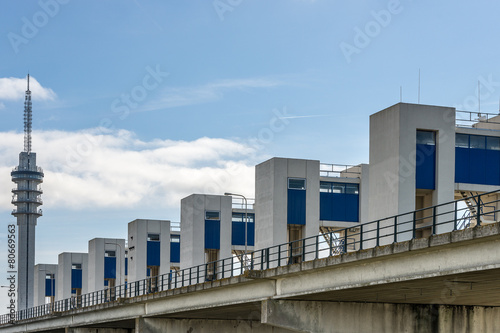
[[2, 189, 499, 325], [320, 163, 361, 178], [12, 187, 43, 192], [231, 197, 255, 210], [456, 110, 500, 128], [12, 166, 44, 173]]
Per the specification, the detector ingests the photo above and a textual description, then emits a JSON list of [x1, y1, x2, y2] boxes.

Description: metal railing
[[12, 166, 44, 173], [1, 190, 499, 325], [11, 196, 43, 205], [11, 208, 42, 215], [12, 186, 43, 193], [320, 163, 361, 178], [231, 197, 255, 210], [456, 110, 500, 129], [170, 221, 181, 232]]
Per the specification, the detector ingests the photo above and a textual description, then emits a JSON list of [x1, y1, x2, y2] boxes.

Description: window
[[320, 182, 331, 193], [72, 263, 81, 270], [416, 130, 436, 145], [147, 233, 160, 241], [105, 250, 116, 257], [455, 134, 469, 148], [320, 182, 359, 194], [232, 212, 255, 223], [332, 184, 345, 194], [205, 211, 220, 220], [470, 135, 486, 149], [45, 273, 54, 280], [288, 178, 306, 190], [487, 136, 500, 150], [170, 234, 180, 243], [345, 184, 359, 194]]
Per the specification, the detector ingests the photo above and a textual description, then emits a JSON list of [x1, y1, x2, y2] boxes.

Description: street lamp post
[[224, 192, 248, 270]]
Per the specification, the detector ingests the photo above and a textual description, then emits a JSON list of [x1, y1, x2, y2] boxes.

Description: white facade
[[255, 158, 320, 250], [33, 264, 57, 306], [56, 252, 88, 301], [87, 238, 126, 292], [127, 219, 170, 283], [180, 194, 232, 272]]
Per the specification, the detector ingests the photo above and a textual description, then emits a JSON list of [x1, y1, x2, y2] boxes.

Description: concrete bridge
[[1, 222, 500, 333]]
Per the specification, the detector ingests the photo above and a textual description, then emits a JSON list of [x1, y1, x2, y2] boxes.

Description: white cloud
[[139, 77, 284, 111], [0, 129, 259, 212], [0, 76, 57, 101]]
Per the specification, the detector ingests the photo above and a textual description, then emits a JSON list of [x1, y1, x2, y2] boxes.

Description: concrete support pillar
[[262, 300, 500, 333], [135, 316, 294, 333]]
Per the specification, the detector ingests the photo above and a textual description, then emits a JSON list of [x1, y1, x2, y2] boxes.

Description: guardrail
[[456, 110, 500, 128], [1, 190, 499, 325], [231, 197, 255, 210], [320, 163, 361, 178]]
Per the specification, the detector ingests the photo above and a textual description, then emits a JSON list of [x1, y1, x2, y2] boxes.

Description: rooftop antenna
[[418, 68, 421, 104], [400, 86, 402, 102], [478, 80, 481, 116], [24, 74, 32, 154]]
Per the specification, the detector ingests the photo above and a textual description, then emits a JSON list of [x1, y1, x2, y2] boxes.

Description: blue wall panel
[[455, 135, 500, 186], [45, 278, 55, 297], [320, 191, 359, 222], [486, 150, 500, 185], [170, 242, 180, 263], [205, 220, 221, 249], [345, 194, 359, 222], [455, 147, 470, 183], [104, 257, 116, 279], [469, 149, 487, 185], [416, 144, 436, 189], [231, 222, 255, 246], [125, 258, 128, 276], [287, 189, 306, 225], [147, 241, 160, 266], [71, 269, 82, 289], [247, 222, 255, 246]]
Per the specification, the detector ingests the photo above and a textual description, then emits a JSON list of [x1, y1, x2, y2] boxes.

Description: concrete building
[[180, 194, 232, 280], [127, 219, 171, 284], [254, 158, 367, 262], [7, 99, 500, 322], [56, 252, 88, 301], [87, 238, 126, 293], [33, 264, 57, 306], [11, 75, 44, 310]]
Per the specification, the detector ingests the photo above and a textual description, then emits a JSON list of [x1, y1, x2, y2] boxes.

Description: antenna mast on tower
[[24, 74, 32, 154]]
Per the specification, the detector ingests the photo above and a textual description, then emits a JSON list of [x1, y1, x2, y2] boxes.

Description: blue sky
[[1, 0, 500, 307]]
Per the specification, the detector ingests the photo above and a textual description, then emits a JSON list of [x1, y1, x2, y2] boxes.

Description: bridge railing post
[[343, 232, 347, 254], [432, 206, 437, 235], [454, 200, 458, 230], [477, 193, 482, 227], [359, 224, 363, 250], [393, 216, 398, 243]]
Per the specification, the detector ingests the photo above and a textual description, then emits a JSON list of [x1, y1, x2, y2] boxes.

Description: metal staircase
[[320, 227, 344, 255]]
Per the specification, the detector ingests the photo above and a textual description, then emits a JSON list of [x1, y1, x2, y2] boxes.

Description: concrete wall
[[127, 219, 170, 283], [136, 317, 295, 333], [56, 253, 88, 301], [368, 103, 456, 241], [33, 264, 57, 306], [180, 194, 232, 270], [87, 238, 126, 292], [262, 300, 500, 333], [255, 158, 320, 254]]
